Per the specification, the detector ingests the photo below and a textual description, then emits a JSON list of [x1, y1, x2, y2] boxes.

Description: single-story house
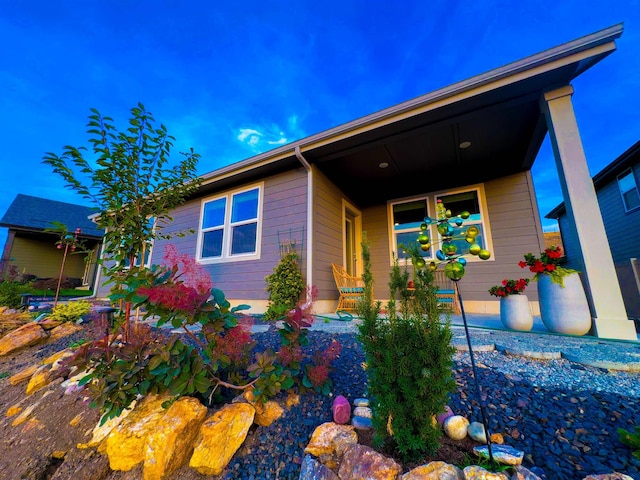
[[0, 194, 103, 290], [547, 140, 640, 322], [94, 24, 637, 340]]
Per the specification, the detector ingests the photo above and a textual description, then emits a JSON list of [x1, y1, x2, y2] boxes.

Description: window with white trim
[[389, 187, 491, 264], [617, 169, 640, 212], [198, 185, 262, 263], [124, 217, 155, 268], [391, 198, 431, 260]]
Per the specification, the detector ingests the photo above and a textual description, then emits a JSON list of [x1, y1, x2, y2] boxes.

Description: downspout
[[295, 146, 313, 296]]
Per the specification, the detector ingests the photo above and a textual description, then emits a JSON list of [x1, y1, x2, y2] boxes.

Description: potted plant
[[519, 246, 591, 335], [489, 278, 532, 331]]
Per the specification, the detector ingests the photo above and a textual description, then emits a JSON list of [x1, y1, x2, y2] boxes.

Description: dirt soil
[[0, 319, 478, 480]]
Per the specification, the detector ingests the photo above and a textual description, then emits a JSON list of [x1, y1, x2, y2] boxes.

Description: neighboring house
[[0, 194, 104, 290], [93, 24, 636, 340], [547, 140, 640, 322]]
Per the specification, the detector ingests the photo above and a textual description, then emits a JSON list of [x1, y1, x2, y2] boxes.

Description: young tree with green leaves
[[43, 103, 201, 338]]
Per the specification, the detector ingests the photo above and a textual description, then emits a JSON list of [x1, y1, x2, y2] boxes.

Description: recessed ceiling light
[[459, 141, 472, 149], [379, 162, 389, 168]]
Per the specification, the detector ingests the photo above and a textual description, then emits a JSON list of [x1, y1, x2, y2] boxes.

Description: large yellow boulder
[[0, 322, 48, 356], [143, 396, 207, 480], [25, 366, 53, 396], [77, 401, 136, 451], [189, 402, 255, 476], [106, 395, 168, 471]]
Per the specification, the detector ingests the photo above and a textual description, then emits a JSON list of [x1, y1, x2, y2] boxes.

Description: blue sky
[[1, 1, 639, 249]]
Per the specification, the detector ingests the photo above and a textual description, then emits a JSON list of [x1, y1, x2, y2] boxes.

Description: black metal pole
[[454, 281, 494, 462]]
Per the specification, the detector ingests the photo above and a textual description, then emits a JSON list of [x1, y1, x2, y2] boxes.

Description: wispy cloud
[[236, 115, 304, 153]]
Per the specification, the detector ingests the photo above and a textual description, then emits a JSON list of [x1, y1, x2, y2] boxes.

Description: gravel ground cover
[[224, 326, 640, 480]]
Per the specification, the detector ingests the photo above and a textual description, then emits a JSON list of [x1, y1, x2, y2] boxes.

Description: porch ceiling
[[304, 66, 578, 207]]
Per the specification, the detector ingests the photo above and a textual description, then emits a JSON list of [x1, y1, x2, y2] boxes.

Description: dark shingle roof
[[0, 194, 103, 238]]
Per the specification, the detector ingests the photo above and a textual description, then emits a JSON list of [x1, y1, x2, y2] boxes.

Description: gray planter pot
[[538, 273, 591, 335], [500, 294, 533, 331]]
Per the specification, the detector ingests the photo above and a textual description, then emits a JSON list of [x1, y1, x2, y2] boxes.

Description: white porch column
[[541, 85, 636, 340]]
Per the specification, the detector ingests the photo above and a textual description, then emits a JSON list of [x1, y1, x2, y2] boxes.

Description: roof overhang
[[196, 24, 623, 207]]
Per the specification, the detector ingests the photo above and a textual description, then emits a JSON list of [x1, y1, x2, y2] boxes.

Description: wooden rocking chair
[[331, 263, 365, 313], [434, 269, 461, 314]]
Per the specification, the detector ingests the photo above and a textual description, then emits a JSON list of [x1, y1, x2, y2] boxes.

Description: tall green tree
[[43, 103, 201, 337]]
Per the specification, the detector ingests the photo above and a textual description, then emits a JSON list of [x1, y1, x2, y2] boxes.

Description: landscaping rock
[[512, 465, 543, 479], [0, 322, 48, 356], [106, 395, 168, 471], [332, 395, 351, 424], [436, 405, 455, 425], [299, 454, 340, 480], [48, 322, 82, 341], [143, 396, 207, 480], [353, 397, 369, 407], [338, 444, 402, 479], [189, 402, 255, 476], [401, 461, 464, 479], [473, 444, 524, 466], [25, 365, 53, 395], [582, 474, 635, 480], [353, 406, 372, 418], [9, 365, 39, 386], [463, 465, 509, 479], [352, 415, 373, 430], [304, 422, 357, 457], [77, 401, 136, 451], [468, 421, 487, 443], [237, 390, 284, 427], [444, 415, 469, 440]]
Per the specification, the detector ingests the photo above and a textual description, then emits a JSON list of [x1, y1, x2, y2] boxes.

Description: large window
[[389, 187, 491, 264], [617, 169, 640, 212], [198, 185, 262, 263]]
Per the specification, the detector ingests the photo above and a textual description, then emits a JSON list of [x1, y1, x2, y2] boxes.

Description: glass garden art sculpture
[[414, 198, 491, 281]]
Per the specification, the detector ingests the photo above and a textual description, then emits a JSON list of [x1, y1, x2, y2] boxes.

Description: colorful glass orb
[[437, 224, 448, 236], [445, 209, 452, 218], [469, 243, 481, 255], [423, 216, 433, 224], [442, 243, 458, 256], [460, 211, 470, 219], [436, 249, 447, 261], [454, 218, 463, 226], [457, 257, 467, 266], [418, 233, 430, 245], [429, 261, 438, 271], [420, 223, 428, 231], [478, 249, 491, 260], [466, 226, 480, 237], [465, 236, 475, 243], [415, 258, 426, 269], [445, 261, 465, 281], [420, 243, 431, 251]]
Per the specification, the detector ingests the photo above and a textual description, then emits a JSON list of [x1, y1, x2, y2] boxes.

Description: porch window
[[617, 169, 640, 212], [124, 217, 155, 268], [391, 199, 432, 260], [198, 185, 262, 263], [435, 190, 487, 259]]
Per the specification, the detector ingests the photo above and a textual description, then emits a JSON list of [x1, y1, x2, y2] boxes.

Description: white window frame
[[124, 218, 155, 269], [387, 184, 493, 265], [617, 168, 640, 213], [388, 195, 432, 264], [197, 183, 263, 264]]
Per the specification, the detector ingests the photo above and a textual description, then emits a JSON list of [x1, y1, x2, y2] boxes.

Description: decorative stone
[[238, 390, 284, 427], [332, 429, 360, 458], [77, 401, 136, 450], [353, 406, 372, 418], [490, 433, 504, 444], [299, 455, 340, 480], [9, 365, 39, 386], [25, 366, 53, 396], [436, 405, 454, 425], [286, 392, 300, 408], [512, 465, 543, 479], [401, 461, 464, 479], [473, 444, 524, 465], [189, 402, 255, 476], [37, 318, 63, 330], [467, 421, 487, 443], [352, 416, 373, 430], [11, 403, 37, 427], [353, 397, 369, 407], [48, 322, 83, 341], [144, 396, 207, 480], [338, 444, 402, 479], [444, 415, 469, 440], [332, 395, 351, 424], [6, 405, 22, 417], [0, 322, 48, 356], [463, 465, 509, 479], [305, 422, 357, 457], [44, 348, 73, 370], [69, 413, 84, 427], [106, 395, 168, 471]]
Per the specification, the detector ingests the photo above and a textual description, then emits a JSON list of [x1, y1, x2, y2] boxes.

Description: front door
[[343, 200, 362, 276]]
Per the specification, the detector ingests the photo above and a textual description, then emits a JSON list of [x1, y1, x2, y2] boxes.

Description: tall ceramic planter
[[500, 294, 533, 331], [538, 273, 591, 335]]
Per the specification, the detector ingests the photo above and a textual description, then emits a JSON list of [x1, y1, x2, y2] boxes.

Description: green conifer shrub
[[264, 253, 305, 321], [357, 237, 456, 462]]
